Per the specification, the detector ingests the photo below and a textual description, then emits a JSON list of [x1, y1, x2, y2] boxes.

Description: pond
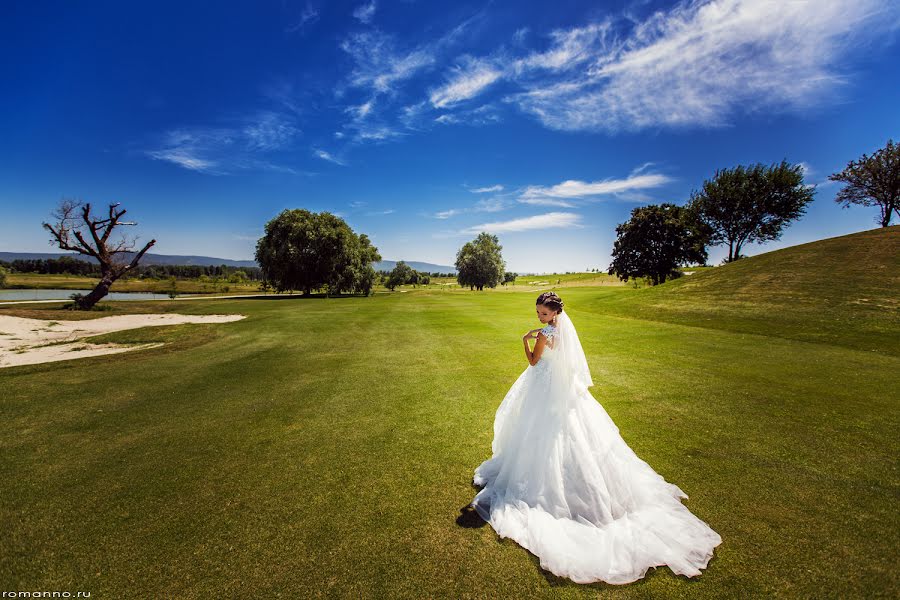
[[0, 289, 174, 302]]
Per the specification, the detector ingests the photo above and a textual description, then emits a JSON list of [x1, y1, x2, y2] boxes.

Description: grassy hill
[[575, 226, 900, 355]]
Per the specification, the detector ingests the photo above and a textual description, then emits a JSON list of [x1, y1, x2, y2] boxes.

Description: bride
[[471, 292, 722, 585]]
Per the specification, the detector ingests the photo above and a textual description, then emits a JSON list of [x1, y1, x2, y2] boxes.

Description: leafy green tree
[[255, 209, 380, 296], [228, 270, 248, 284], [502, 271, 517, 285], [829, 139, 900, 227], [608, 203, 709, 286], [43, 199, 156, 309], [687, 161, 815, 263], [326, 233, 380, 296], [0, 265, 7, 288], [385, 261, 415, 291], [455, 232, 505, 291]]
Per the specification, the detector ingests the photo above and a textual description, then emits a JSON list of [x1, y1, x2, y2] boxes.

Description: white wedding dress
[[471, 312, 722, 585]]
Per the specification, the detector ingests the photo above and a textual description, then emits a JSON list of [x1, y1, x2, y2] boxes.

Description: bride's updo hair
[[536, 291, 564, 314]]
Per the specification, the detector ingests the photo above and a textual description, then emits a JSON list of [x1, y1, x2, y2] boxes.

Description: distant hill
[[0, 252, 258, 268], [373, 260, 456, 274], [580, 226, 899, 355], [0, 252, 457, 273]]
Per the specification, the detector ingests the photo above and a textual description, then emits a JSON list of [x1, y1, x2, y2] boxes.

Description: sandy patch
[[0, 313, 245, 368]]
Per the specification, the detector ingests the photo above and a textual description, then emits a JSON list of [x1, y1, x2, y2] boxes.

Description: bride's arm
[[523, 331, 548, 366]]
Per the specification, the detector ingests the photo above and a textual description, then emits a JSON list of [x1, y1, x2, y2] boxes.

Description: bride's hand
[[523, 329, 540, 339]]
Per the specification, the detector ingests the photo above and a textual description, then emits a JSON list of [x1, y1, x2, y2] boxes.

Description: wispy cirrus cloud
[[313, 149, 346, 166], [512, 22, 615, 73], [341, 30, 438, 96], [516, 197, 577, 208], [286, 2, 319, 35], [336, 12, 484, 141], [520, 172, 672, 203], [433, 103, 501, 126], [416, 0, 899, 134], [353, 1, 376, 24], [473, 197, 509, 212], [243, 111, 301, 151], [146, 148, 218, 173], [506, 0, 900, 132], [355, 125, 404, 141], [429, 56, 503, 108], [434, 208, 463, 219], [347, 99, 375, 119], [460, 211, 583, 234], [145, 111, 301, 175], [470, 184, 504, 193], [431, 186, 514, 219]]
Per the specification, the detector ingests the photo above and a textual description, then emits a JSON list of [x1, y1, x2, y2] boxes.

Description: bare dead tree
[[43, 198, 156, 309]]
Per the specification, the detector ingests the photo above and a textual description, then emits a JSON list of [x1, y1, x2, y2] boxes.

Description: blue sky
[[1, 0, 899, 273]]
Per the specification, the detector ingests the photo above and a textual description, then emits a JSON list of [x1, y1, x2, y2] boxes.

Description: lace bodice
[[539, 323, 557, 351]]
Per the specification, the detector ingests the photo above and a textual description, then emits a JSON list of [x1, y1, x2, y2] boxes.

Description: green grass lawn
[[1, 281, 897, 598]]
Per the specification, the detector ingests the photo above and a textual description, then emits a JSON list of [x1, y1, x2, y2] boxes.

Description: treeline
[[376, 269, 456, 278], [0, 256, 263, 280]]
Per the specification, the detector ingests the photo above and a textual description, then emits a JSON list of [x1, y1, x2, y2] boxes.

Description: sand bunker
[[0, 313, 245, 368]]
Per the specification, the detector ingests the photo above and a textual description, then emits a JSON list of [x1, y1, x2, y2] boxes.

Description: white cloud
[[353, 1, 376, 24], [432, 193, 513, 220], [520, 173, 672, 201], [335, 12, 485, 140], [513, 22, 614, 72], [433, 104, 501, 127], [473, 197, 510, 212], [243, 111, 301, 151], [341, 31, 437, 95], [461, 212, 582, 234], [470, 184, 504, 193], [513, 27, 530, 45], [517, 197, 576, 208], [355, 125, 403, 141], [146, 149, 218, 173], [313, 149, 346, 165], [507, 0, 900, 132], [286, 2, 319, 34], [145, 112, 301, 174], [424, 23, 613, 113], [347, 99, 375, 119], [430, 57, 503, 108]]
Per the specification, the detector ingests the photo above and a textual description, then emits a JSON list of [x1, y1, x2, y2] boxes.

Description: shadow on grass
[[457, 480, 488, 529], [457, 505, 487, 528]]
